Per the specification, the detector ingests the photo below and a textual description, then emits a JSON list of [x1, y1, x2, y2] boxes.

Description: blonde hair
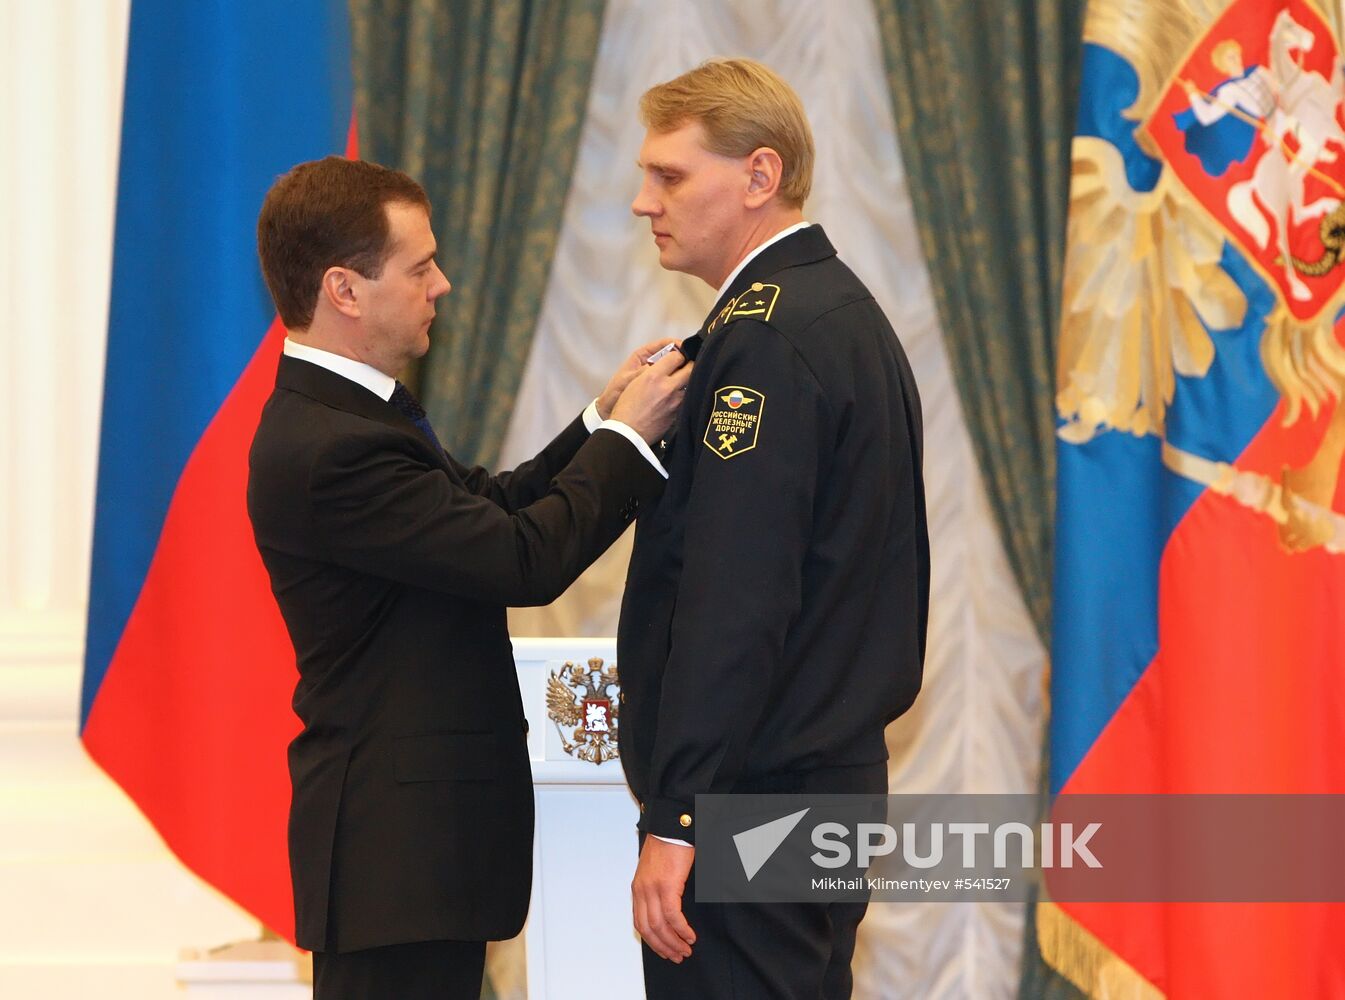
[[639, 58, 815, 207]]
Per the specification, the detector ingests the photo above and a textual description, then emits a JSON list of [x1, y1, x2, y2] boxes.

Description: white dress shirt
[[284, 338, 396, 400], [282, 338, 666, 477]]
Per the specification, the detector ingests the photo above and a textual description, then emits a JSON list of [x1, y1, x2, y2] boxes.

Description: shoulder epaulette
[[728, 282, 781, 322], [707, 282, 783, 334]]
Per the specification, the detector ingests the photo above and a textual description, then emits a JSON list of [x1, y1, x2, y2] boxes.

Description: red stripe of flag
[[85, 126, 359, 943]]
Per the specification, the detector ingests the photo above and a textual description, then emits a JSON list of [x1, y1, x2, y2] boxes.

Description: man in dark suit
[[618, 60, 930, 999], [247, 156, 691, 999]]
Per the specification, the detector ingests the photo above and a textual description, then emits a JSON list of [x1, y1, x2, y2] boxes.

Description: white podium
[[515, 638, 645, 1000]]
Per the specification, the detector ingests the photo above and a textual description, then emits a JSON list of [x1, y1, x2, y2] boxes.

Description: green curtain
[[350, 0, 606, 465], [873, 0, 1084, 646], [873, 3, 1086, 996]]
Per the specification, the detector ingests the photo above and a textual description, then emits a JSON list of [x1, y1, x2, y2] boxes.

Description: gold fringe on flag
[[1036, 899, 1165, 999]]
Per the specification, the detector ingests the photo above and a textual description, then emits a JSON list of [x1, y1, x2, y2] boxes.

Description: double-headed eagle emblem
[[1061, 0, 1345, 554], [546, 658, 620, 764]]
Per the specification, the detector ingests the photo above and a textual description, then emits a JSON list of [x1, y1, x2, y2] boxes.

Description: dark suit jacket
[[618, 226, 930, 840], [247, 355, 662, 952]]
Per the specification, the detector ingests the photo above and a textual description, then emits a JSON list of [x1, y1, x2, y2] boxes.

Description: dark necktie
[[389, 381, 445, 456]]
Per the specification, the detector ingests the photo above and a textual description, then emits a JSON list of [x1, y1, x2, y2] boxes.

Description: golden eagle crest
[[1059, 0, 1345, 554], [546, 658, 620, 764]]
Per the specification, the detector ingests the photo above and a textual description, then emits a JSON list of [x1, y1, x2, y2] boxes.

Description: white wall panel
[[0, 5, 264, 998], [0, 0, 127, 684]]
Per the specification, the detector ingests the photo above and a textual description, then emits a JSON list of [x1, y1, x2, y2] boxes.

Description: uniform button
[[639, 802, 645, 813], [619, 692, 626, 704], [679, 814, 692, 828]]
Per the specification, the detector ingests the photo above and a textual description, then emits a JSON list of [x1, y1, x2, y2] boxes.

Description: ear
[[319, 266, 361, 320], [744, 147, 785, 208]]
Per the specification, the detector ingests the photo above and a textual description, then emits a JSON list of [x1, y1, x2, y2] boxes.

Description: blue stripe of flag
[[1049, 46, 1284, 790], [82, 0, 353, 728]]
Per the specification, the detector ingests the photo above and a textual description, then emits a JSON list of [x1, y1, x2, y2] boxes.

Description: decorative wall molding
[[0, 0, 127, 700]]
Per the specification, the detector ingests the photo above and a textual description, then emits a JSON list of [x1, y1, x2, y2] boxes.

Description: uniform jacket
[[247, 355, 662, 951], [618, 225, 930, 841]]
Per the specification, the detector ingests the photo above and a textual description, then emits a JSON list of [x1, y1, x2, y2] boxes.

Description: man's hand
[[632, 837, 696, 962], [610, 349, 692, 444], [597, 338, 680, 419]]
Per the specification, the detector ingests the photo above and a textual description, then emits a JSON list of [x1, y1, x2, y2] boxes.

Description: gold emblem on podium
[[546, 658, 620, 764]]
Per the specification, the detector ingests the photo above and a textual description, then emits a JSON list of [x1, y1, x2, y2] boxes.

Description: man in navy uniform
[[618, 59, 930, 999]]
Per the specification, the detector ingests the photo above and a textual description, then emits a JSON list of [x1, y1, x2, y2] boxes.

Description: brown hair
[[639, 59, 815, 207], [256, 156, 431, 329]]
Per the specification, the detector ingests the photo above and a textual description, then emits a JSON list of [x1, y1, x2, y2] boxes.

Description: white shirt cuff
[[597, 420, 668, 479], [582, 399, 603, 434], [651, 834, 692, 847]]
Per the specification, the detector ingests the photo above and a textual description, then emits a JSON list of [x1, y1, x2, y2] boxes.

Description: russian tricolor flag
[[1050, 5, 1345, 995], [81, 0, 354, 941]]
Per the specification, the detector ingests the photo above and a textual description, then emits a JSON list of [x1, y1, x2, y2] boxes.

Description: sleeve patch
[[703, 385, 765, 459]]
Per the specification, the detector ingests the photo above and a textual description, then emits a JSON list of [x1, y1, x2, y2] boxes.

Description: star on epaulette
[[728, 282, 781, 323]]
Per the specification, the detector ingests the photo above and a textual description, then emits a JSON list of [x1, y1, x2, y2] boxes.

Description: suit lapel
[[275, 355, 454, 473]]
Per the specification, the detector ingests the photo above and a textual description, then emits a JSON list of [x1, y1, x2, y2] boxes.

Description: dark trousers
[[642, 892, 870, 999], [643, 762, 887, 1000], [312, 939, 485, 1000]]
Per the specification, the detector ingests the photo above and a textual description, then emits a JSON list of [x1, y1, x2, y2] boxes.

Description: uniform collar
[[698, 224, 837, 336], [713, 221, 813, 302]]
